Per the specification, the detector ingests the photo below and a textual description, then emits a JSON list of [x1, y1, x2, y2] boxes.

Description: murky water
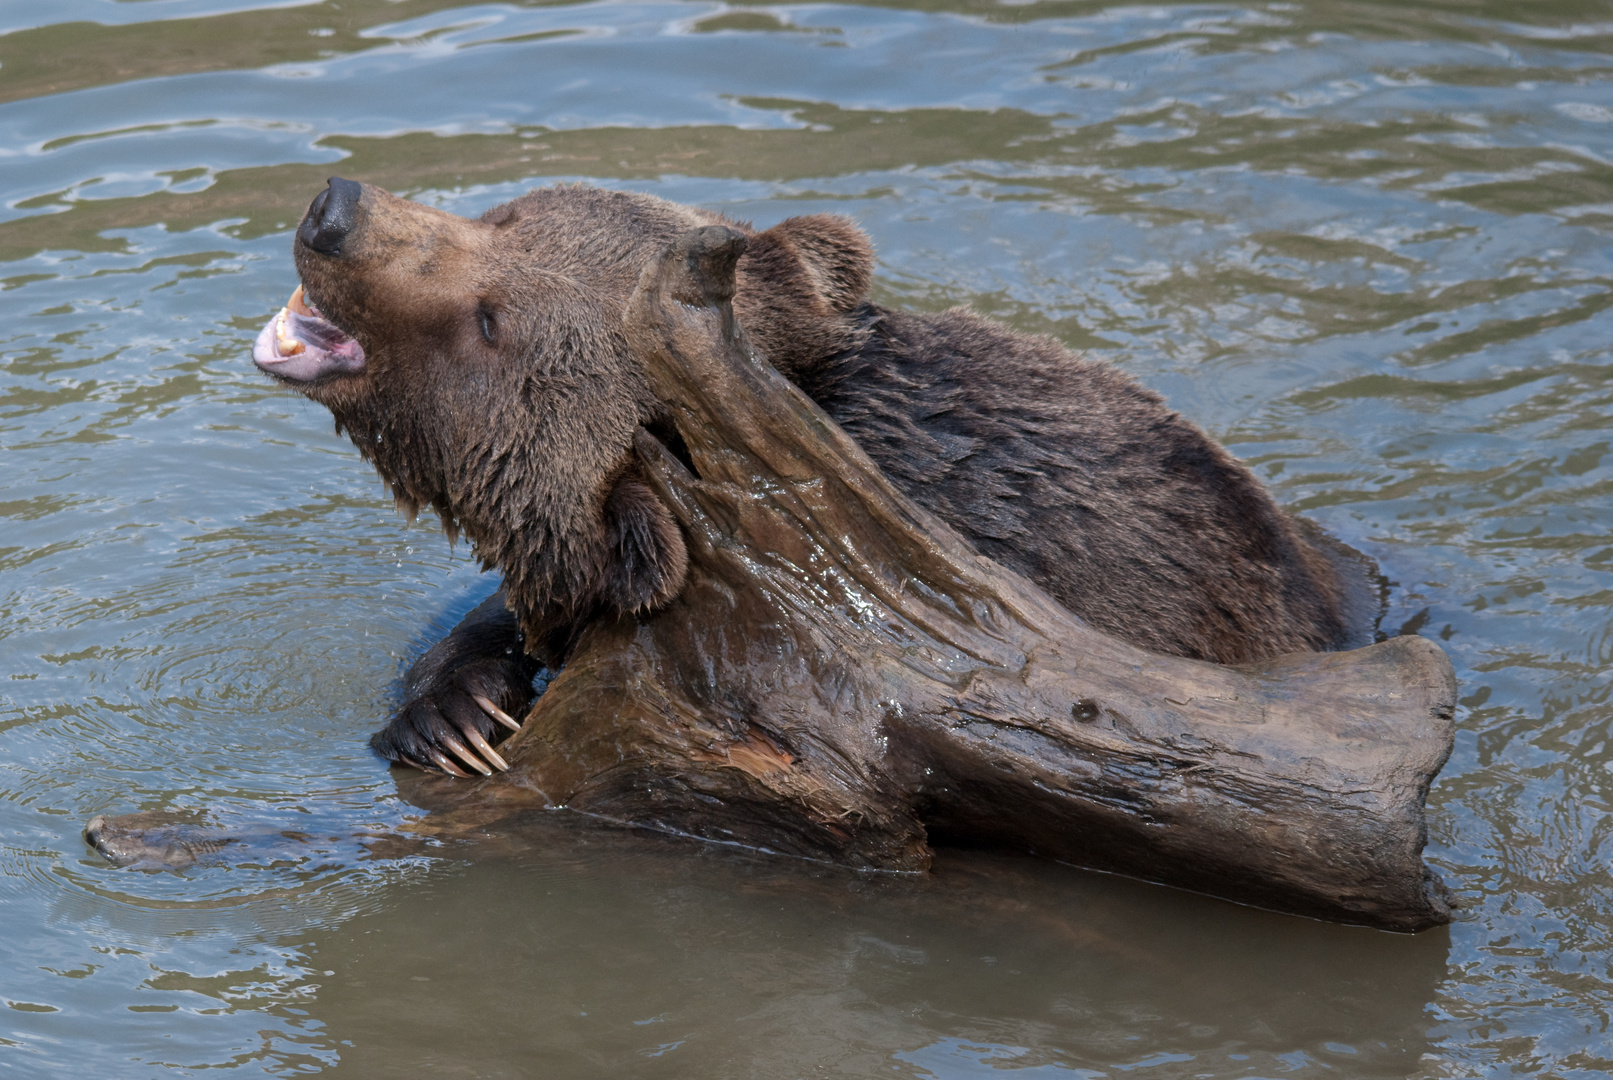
[[2, 0, 1611, 1075]]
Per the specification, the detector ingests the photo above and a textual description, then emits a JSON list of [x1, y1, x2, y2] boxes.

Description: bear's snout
[[297, 176, 363, 256]]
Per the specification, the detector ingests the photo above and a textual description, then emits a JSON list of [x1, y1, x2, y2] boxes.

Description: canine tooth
[[288, 285, 313, 317], [274, 308, 305, 356]]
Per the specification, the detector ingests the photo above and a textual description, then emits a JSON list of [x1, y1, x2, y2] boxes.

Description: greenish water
[[2, 0, 1611, 1075]]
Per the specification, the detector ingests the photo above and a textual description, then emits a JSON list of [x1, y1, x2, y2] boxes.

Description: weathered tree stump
[[419, 226, 1457, 932]]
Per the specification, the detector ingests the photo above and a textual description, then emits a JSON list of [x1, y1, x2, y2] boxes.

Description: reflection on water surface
[[1, 0, 1611, 1076]]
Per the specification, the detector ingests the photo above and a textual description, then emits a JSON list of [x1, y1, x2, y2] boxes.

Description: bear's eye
[[477, 304, 498, 347]]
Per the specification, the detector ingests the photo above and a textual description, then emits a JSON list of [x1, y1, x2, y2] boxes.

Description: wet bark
[[424, 226, 1457, 932]]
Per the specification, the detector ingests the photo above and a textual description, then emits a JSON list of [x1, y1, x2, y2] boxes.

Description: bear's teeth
[[274, 309, 305, 356], [287, 285, 314, 318]]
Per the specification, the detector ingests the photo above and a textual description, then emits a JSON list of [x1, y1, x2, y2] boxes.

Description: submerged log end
[[1242, 633, 1457, 929], [1282, 632, 1457, 930]]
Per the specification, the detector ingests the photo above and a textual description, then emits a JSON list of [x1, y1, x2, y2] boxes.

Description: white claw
[[473, 694, 521, 732], [460, 727, 509, 772], [425, 749, 471, 778], [440, 734, 494, 776]]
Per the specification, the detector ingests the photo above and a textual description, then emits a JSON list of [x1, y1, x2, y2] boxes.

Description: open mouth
[[252, 285, 365, 382]]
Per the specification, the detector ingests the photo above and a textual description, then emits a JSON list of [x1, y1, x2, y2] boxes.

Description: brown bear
[[253, 178, 1380, 777]]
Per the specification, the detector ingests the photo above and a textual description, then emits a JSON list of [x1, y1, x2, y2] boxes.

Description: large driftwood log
[[422, 227, 1456, 932]]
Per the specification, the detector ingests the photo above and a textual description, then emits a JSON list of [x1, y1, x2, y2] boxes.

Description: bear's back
[[793, 302, 1379, 665]]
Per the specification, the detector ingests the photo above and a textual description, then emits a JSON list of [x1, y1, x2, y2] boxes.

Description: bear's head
[[253, 178, 874, 659]]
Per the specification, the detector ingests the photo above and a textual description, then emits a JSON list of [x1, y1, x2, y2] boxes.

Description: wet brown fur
[[276, 182, 1376, 761]]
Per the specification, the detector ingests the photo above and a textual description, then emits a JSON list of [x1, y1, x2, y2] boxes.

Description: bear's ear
[[601, 476, 689, 616], [748, 214, 874, 314]]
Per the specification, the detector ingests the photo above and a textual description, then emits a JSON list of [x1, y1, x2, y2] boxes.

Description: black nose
[[297, 177, 363, 255]]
